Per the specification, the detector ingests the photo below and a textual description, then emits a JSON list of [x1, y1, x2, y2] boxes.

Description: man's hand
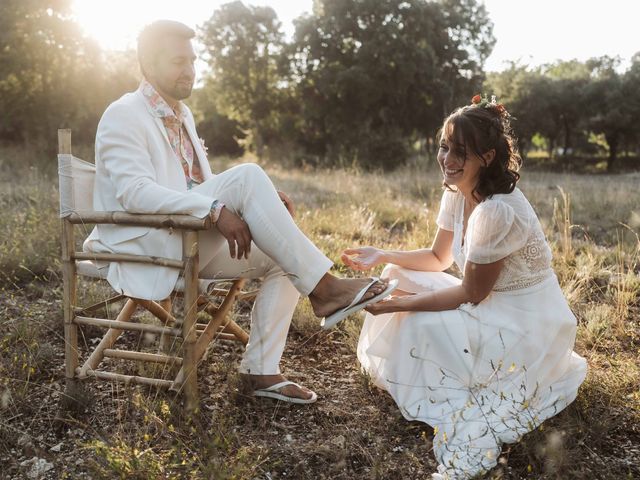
[[277, 191, 295, 217], [215, 207, 252, 259]]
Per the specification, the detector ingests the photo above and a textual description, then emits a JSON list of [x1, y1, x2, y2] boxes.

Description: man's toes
[[283, 385, 312, 400]]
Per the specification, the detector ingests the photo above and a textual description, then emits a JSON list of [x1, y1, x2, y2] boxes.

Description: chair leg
[[61, 219, 80, 400], [172, 279, 246, 390], [158, 298, 174, 353], [78, 299, 137, 378], [221, 319, 249, 345], [181, 230, 200, 412]]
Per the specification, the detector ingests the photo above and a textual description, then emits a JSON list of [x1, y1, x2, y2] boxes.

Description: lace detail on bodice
[[448, 189, 554, 292], [491, 224, 553, 291]]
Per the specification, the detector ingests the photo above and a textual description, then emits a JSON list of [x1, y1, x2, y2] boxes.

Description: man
[[84, 20, 395, 403]]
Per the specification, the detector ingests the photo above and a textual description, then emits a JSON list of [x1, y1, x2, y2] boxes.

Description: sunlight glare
[[71, 0, 309, 51], [72, 0, 640, 73]]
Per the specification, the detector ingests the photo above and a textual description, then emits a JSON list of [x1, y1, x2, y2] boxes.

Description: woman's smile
[[444, 167, 464, 177]]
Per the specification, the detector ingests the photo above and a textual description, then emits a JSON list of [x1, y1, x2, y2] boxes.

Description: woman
[[342, 96, 587, 479]]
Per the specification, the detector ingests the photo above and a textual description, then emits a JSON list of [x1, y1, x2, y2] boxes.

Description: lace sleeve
[[466, 199, 528, 264], [436, 190, 457, 231]]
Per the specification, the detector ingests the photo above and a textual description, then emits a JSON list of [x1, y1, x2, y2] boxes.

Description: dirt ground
[[1, 282, 639, 480]]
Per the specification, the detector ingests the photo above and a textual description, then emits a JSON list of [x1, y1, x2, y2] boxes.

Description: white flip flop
[[320, 277, 399, 330], [253, 380, 318, 404]]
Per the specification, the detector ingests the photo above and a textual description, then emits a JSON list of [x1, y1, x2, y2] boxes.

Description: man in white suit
[[85, 20, 393, 403]]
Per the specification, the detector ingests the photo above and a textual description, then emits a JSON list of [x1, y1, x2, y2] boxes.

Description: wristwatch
[[209, 199, 225, 224]]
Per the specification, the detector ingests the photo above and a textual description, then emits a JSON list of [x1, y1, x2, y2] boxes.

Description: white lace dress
[[357, 188, 587, 479]]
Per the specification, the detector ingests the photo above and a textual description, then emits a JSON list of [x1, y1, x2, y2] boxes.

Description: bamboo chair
[[58, 129, 255, 412]]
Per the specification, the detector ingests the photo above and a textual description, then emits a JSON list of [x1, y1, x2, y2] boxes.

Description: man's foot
[[241, 373, 316, 403], [308, 275, 389, 318]]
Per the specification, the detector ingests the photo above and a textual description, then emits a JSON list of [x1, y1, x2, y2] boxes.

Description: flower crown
[[471, 94, 509, 117]]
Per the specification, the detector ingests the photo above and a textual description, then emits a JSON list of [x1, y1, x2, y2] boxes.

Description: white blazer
[[84, 87, 215, 300]]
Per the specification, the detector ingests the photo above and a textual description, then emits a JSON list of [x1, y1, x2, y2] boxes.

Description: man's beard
[[171, 81, 193, 100]]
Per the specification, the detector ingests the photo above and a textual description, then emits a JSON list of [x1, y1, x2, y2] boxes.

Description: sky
[[72, 0, 640, 72]]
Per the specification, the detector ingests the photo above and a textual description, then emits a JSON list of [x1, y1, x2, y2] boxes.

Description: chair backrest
[[57, 129, 96, 218]]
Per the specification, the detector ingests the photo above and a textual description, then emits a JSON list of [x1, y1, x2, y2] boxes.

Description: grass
[[0, 146, 639, 479]]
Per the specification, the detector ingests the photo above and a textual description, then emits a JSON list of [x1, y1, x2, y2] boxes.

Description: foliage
[[0, 159, 59, 287], [1, 1, 640, 171], [195, 0, 495, 168], [199, 1, 289, 158], [485, 55, 640, 169], [583, 56, 637, 171], [190, 86, 246, 157], [0, 0, 138, 154], [287, 0, 494, 168], [84, 394, 262, 479]]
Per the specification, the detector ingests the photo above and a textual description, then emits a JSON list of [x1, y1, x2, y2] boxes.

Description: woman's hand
[[341, 247, 386, 271], [365, 294, 413, 315]]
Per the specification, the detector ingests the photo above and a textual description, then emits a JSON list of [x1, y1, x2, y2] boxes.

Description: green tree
[[290, 0, 495, 169], [544, 60, 590, 158], [190, 83, 246, 157], [199, 1, 289, 158], [486, 62, 591, 161], [0, 0, 85, 145], [621, 53, 640, 159], [584, 56, 632, 171], [485, 64, 552, 157], [0, 0, 138, 153]]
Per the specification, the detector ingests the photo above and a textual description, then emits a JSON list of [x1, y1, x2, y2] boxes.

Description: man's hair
[[137, 20, 195, 74]]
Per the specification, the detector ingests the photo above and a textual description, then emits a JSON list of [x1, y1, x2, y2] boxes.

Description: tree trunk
[[547, 136, 556, 161], [253, 122, 264, 159], [562, 118, 571, 157], [606, 132, 618, 172]]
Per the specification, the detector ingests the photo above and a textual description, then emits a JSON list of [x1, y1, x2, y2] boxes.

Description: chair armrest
[[63, 211, 213, 230]]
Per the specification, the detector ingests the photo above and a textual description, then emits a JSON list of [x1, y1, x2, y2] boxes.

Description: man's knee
[[234, 162, 269, 182]]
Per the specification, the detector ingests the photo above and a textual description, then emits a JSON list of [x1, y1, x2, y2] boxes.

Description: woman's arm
[[342, 228, 455, 272], [366, 258, 504, 314]]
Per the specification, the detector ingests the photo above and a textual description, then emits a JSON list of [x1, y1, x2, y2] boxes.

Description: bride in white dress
[[342, 96, 587, 479]]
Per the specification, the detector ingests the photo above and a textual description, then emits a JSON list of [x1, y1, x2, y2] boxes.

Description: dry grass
[[1, 147, 639, 479]]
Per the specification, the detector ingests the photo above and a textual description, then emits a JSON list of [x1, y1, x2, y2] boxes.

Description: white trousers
[[192, 163, 333, 374]]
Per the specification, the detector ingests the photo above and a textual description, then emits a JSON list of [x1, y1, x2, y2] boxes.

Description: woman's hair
[[439, 98, 522, 200]]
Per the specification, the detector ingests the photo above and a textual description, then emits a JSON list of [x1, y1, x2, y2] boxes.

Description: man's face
[[146, 36, 196, 104]]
